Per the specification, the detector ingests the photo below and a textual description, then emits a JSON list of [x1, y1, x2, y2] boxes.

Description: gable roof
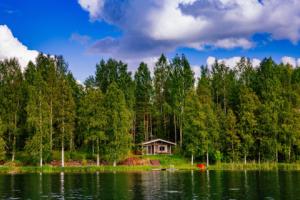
[[142, 138, 176, 146]]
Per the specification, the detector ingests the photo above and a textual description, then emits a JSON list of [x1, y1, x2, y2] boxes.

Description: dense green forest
[[1, 53, 300, 166]]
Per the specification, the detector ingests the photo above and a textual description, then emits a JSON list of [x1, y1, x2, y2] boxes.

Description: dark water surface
[[0, 170, 299, 199]]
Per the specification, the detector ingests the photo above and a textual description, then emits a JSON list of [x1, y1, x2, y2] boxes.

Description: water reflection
[[60, 172, 64, 199], [0, 171, 300, 199]]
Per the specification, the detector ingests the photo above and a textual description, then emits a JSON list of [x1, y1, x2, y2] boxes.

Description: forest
[[1, 53, 300, 166]]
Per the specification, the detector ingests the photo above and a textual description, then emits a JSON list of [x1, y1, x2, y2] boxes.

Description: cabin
[[141, 139, 176, 155]]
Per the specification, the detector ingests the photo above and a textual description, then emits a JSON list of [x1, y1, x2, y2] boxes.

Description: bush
[[0, 137, 5, 161], [51, 151, 61, 161], [81, 159, 87, 166], [70, 151, 86, 160], [214, 150, 223, 164]]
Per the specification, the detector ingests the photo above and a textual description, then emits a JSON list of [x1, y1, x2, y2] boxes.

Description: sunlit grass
[[2, 154, 300, 174], [207, 162, 300, 171]]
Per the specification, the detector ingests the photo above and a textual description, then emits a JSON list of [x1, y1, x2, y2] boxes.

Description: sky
[[0, 0, 300, 81]]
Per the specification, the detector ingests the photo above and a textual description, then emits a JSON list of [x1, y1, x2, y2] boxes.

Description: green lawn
[[2, 154, 300, 174]]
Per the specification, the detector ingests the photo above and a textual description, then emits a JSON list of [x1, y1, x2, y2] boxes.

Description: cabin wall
[[142, 143, 173, 155]]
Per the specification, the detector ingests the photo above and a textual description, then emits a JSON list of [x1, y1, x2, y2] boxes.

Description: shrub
[[0, 137, 5, 161]]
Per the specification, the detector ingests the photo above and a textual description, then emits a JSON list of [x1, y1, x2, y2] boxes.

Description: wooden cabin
[[141, 139, 176, 155]]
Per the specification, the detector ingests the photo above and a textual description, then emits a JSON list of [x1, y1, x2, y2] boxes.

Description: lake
[[0, 170, 299, 199]]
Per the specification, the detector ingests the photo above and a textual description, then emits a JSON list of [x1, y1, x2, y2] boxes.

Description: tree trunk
[[206, 151, 209, 166], [12, 135, 16, 162], [164, 114, 167, 139], [288, 142, 291, 162], [61, 99, 65, 168], [275, 144, 278, 163], [146, 113, 149, 141], [39, 91, 43, 167], [258, 151, 261, 165], [244, 153, 247, 164], [61, 142, 64, 167], [232, 140, 234, 163], [223, 80, 226, 114], [97, 154, 100, 166], [61, 125, 65, 167], [144, 114, 147, 141], [40, 156, 43, 167], [61, 121, 64, 167], [179, 118, 183, 147], [174, 114, 177, 144], [150, 113, 153, 139], [50, 100, 53, 152], [191, 154, 194, 166], [96, 139, 100, 166], [12, 112, 17, 162], [92, 140, 94, 156], [113, 160, 116, 167]]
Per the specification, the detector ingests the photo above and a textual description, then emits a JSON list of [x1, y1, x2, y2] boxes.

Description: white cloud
[[206, 56, 261, 70], [78, 0, 300, 58], [192, 65, 201, 79], [282, 56, 297, 67], [0, 25, 38, 70], [214, 38, 253, 49], [78, 0, 104, 19], [219, 57, 244, 69], [206, 56, 216, 68], [251, 58, 261, 68], [206, 56, 300, 70]]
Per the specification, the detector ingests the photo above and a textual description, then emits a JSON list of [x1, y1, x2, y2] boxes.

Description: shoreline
[[1, 163, 300, 174]]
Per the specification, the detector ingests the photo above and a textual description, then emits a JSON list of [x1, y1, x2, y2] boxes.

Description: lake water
[[0, 170, 299, 199]]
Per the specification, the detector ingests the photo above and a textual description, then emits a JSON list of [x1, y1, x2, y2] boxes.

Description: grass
[[0, 165, 155, 174], [207, 162, 300, 171], [2, 154, 300, 174], [140, 154, 195, 169], [0, 154, 195, 174]]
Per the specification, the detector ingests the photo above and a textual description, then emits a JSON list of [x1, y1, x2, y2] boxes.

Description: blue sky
[[0, 0, 300, 81]]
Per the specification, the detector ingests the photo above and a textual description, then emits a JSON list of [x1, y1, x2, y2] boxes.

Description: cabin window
[[159, 146, 165, 151]]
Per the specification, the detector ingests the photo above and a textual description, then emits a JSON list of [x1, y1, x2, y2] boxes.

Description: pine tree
[[197, 67, 219, 166], [169, 54, 194, 146], [183, 89, 209, 165], [79, 86, 107, 166], [153, 54, 171, 140], [104, 82, 132, 166], [134, 62, 153, 144], [237, 86, 259, 163], [25, 66, 50, 166], [57, 76, 75, 167], [0, 59, 23, 161], [0, 118, 6, 161], [226, 109, 239, 162]]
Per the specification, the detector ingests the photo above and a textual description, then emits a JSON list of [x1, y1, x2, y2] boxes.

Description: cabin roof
[[141, 138, 176, 146]]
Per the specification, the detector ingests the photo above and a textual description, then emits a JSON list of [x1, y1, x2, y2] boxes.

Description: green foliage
[[0, 119, 5, 161], [79, 86, 107, 162], [134, 62, 153, 144], [183, 90, 206, 157], [104, 83, 132, 163], [2, 54, 300, 166], [0, 138, 5, 161]]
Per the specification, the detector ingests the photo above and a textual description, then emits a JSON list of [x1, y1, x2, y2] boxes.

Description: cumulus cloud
[[281, 56, 298, 67], [78, 0, 300, 61], [0, 25, 38, 70], [192, 65, 201, 79], [206, 56, 300, 71], [78, 0, 104, 19], [206, 56, 261, 70]]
